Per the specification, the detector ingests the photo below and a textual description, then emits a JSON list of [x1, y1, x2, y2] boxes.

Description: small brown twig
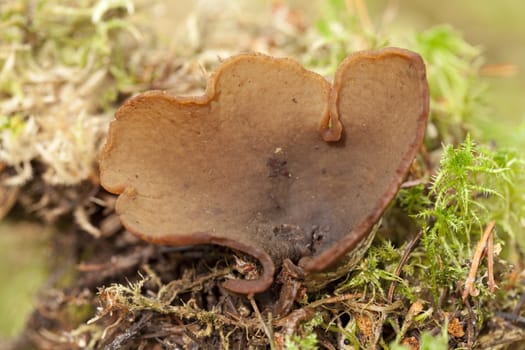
[[465, 297, 475, 349], [249, 295, 275, 350], [462, 220, 496, 302], [487, 227, 496, 292], [388, 230, 423, 302], [400, 178, 428, 189], [419, 143, 434, 175], [305, 293, 362, 309]]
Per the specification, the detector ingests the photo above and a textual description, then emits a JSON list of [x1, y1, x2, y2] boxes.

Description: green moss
[[0, 114, 25, 134], [284, 313, 323, 350]]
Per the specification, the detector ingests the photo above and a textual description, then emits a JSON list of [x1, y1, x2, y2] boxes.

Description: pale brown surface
[[99, 48, 428, 294]]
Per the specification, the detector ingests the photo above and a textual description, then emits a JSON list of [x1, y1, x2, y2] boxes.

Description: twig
[[249, 295, 275, 350], [305, 293, 362, 309], [497, 311, 525, 326], [462, 220, 496, 301], [275, 308, 314, 335], [388, 230, 423, 302], [487, 227, 496, 292], [419, 143, 434, 175], [400, 178, 428, 188], [515, 293, 525, 317], [465, 298, 475, 349]]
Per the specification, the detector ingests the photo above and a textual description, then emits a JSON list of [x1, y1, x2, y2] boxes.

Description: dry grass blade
[[462, 220, 496, 301], [388, 230, 423, 302]]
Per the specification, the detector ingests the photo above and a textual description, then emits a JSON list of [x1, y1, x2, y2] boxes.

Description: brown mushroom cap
[[99, 48, 429, 294]]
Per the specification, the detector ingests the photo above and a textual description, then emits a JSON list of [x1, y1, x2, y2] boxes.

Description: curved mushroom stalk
[[99, 48, 429, 294]]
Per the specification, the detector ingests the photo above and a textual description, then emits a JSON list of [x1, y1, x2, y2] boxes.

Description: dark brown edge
[[303, 47, 430, 272], [122, 221, 276, 294]]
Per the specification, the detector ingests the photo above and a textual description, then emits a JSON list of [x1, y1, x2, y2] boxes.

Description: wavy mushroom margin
[[99, 48, 429, 294]]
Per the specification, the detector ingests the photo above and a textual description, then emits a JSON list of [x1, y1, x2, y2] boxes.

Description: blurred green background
[[0, 221, 52, 338], [366, 0, 525, 147], [1, 0, 523, 343]]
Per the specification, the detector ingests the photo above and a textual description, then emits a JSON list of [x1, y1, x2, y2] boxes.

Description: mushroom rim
[[110, 52, 333, 124], [303, 47, 430, 272]]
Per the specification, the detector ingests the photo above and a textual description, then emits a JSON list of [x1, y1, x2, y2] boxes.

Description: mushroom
[[99, 48, 429, 294]]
